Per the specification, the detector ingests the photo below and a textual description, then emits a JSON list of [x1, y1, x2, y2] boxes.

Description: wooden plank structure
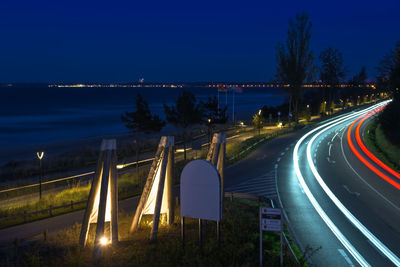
[[206, 132, 226, 201], [130, 136, 175, 241], [205, 132, 226, 249], [79, 139, 118, 258]]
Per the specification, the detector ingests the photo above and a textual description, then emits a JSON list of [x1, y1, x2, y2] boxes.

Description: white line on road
[[329, 144, 332, 156], [326, 157, 336, 164], [277, 157, 281, 162], [338, 249, 356, 267], [343, 185, 360, 197], [331, 131, 340, 142], [340, 127, 400, 212], [305, 101, 400, 266]]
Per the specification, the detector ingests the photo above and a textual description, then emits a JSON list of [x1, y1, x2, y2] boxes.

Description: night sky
[[0, 0, 399, 83]]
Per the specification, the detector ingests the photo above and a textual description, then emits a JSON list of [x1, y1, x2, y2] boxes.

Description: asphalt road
[[286, 101, 400, 266]]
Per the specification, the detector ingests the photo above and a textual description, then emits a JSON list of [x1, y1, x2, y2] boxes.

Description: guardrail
[[0, 199, 87, 223], [0, 158, 155, 196]]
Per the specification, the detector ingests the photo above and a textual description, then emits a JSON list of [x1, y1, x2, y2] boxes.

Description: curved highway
[[279, 101, 400, 266]]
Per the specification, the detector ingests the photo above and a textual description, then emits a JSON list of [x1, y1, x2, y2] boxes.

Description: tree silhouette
[[276, 13, 314, 124], [252, 112, 264, 135], [378, 42, 400, 145], [376, 43, 398, 91], [164, 90, 203, 160], [121, 93, 165, 180], [319, 47, 347, 114], [201, 96, 228, 143], [351, 66, 368, 85]]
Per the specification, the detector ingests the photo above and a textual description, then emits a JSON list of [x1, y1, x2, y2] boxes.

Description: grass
[[364, 120, 400, 173], [0, 168, 149, 229], [0, 199, 312, 267]]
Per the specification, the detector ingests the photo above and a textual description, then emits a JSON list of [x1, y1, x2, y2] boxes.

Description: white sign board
[[180, 160, 221, 221], [260, 207, 282, 232]]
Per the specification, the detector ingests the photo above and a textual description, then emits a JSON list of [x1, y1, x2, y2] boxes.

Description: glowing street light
[[100, 237, 109, 246], [36, 151, 44, 199]]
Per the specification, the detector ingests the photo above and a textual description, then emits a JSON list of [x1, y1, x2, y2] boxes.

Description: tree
[[351, 66, 368, 85], [201, 96, 228, 143], [121, 93, 165, 181], [164, 90, 203, 160], [376, 43, 399, 91], [252, 111, 264, 135], [378, 42, 400, 145], [390, 43, 400, 91], [319, 47, 347, 114], [275, 13, 314, 124]]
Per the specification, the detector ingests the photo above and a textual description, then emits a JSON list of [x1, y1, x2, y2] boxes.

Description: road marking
[[326, 157, 336, 164], [277, 157, 281, 162], [331, 131, 340, 142], [305, 101, 400, 266], [338, 249, 355, 267], [294, 104, 389, 267], [285, 147, 289, 151], [329, 144, 332, 156], [256, 154, 267, 161], [226, 170, 277, 199], [340, 127, 400, 212], [280, 152, 285, 156], [343, 185, 360, 197]]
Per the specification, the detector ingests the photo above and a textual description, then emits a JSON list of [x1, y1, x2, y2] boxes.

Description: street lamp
[[36, 151, 44, 199], [100, 237, 109, 246]]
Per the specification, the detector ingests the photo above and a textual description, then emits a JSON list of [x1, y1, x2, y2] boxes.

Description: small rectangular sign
[[261, 207, 281, 215], [260, 207, 282, 232]]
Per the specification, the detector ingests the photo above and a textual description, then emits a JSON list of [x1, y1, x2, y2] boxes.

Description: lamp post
[[37, 151, 44, 199], [207, 118, 212, 144]]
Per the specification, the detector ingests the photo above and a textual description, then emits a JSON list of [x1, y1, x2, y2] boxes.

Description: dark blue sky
[[0, 0, 399, 83]]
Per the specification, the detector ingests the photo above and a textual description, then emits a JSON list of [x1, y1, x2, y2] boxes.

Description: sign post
[[259, 207, 283, 267]]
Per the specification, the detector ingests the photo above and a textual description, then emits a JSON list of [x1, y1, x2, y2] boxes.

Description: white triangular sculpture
[[207, 132, 226, 201], [130, 136, 175, 241], [79, 139, 118, 255]]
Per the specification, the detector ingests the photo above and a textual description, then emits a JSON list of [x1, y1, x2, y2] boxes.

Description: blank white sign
[[180, 160, 221, 221]]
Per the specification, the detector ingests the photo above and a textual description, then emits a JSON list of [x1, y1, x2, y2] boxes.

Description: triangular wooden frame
[[79, 139, 118, 257], [206, 132, 226, 201], [130, 136, 175, 241]]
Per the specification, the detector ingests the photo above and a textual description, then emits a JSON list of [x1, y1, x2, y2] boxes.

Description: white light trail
[[293, 102, 391, 267], [306, 101, 400, 266]]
